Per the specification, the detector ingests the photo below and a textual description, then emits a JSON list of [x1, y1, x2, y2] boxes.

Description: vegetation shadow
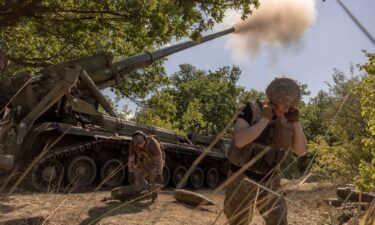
[[170, 200, 214, 213], [3, 216, 44, 225], [0, 202, 26, 214], [79, 199, 154, 225]]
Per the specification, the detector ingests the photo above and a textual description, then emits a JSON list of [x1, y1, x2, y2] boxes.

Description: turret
[[43, 27, 235, 89]]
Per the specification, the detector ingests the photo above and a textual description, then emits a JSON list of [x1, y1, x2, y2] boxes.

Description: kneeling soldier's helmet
[[265, 77, 301, 107], [132, 130, 147, 138], [132, 131, 147, 146]]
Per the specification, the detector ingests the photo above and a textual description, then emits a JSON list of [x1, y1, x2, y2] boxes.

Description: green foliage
[[135, 91, 179, 131], [238, 88, 266, 103], [309, 136, 360, 181], [173, 64, 243, 134], [354, 52, 375, 192], [0, 0, 259, 77], [113, 60, 171, 102], [0, 0, 259, 102], [181, 99, 207, 133], [305, 55, 375, 188], [135, 64, 244, 135], [300, 90, 331, 140]]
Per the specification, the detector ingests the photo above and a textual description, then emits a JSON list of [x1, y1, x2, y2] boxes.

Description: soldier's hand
[[285, 107, 299, 123], [155, 174, 163, 184], [262, 101, 274, 121]]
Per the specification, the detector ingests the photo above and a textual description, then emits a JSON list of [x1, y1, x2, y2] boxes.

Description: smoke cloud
[[223, 0, 316, 63]]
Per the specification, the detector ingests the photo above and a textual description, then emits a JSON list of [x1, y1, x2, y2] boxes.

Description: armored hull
[[15, 118, 229, 192]]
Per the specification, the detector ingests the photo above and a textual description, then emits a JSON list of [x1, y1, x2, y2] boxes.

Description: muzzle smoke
[[224, 0, 316, 63]]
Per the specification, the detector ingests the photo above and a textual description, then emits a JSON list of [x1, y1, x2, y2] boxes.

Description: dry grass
[[281, 179, 336, 192], [1, 91, 371, 225], [0, 190, 226, 225], [0, 184, 345, 225]]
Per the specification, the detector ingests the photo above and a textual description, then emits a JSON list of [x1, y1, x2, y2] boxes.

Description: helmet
[[265, 77, 301, 106], [132, 130, 147, 138]]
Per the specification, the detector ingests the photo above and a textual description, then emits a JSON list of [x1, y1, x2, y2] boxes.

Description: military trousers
[[132, 164, 161, 185], [224, 171, 287, 225]]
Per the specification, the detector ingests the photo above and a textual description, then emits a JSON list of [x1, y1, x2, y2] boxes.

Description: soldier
[[128, 131, 165, 187], [224, 77, 307, 225]]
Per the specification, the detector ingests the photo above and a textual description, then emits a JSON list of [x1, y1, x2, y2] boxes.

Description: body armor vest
[[133, 137, 154, 164], [133, 135, 165, 165], [227, 101, 294, 174]]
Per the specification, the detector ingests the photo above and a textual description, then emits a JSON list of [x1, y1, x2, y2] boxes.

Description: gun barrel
[[91, 27, 235, 86], [115, 27, 235, 71]]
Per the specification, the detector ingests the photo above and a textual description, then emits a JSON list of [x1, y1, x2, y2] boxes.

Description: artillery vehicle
[[0, 28, 234, 192]]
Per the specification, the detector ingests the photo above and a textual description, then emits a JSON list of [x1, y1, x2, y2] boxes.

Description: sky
[[115, 0, 375, 114], [164, 0, 375, 97]]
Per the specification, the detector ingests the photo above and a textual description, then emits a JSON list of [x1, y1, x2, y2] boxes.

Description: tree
[[308, 66, 374, 183], [136, 64, 243, 135], [300, 90, 331, 141], [0, 0, 260, 102], [0, 0, 259, 76], [181, 98, 207, 133], [355, 52, 375, 191], [238, 88, 266, 103], [135, 91, 179, 131]]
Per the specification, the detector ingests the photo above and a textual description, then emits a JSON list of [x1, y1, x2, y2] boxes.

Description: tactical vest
[[227, 101, 294, 174], [150, 135, 166, 161], [134, 148, 151, 165], [134, 135, 165, 164]]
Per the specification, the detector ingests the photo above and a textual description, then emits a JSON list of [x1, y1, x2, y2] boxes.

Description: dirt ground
[[0, 181, 346, 225]]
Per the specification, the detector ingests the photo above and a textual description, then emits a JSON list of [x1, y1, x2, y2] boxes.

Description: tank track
[[162, 143, 225, 188], [22, 138, 225, 192], [23, 139, 127, 192]]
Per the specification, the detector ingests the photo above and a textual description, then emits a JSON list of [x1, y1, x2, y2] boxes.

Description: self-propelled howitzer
[[0, 28, 234, 191]]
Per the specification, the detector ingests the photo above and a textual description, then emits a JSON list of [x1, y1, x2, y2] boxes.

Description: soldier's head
[[132, 131, 146, 148], [266, 76, 301, 114]]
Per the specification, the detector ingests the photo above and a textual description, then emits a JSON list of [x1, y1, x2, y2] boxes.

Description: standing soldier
[[224, 77, 307, 225], [128, 131, 165, 187]]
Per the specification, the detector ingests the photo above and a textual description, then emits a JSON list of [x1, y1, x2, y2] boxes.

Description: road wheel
[[31, 159, 64, 192], [162, 165, 170, 187], [206, 167, 219, 188], [173, 166, 187, 188], [100, 159, 125, 187], [190, 167, 204, 189], [67, 156, 97, 187]]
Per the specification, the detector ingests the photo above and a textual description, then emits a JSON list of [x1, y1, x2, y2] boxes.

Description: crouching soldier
[[128, 131, 165, 187]]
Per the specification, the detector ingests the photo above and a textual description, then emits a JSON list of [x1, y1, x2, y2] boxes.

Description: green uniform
[[224, 101, 292, 225], [128, 135, 164, 185], [224, 171, 287, 225]]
